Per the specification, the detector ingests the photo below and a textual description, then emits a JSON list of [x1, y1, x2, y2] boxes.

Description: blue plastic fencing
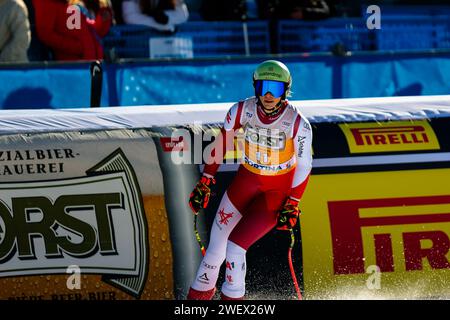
[[1, 52, 450, 109], [278, 16, 450, 53], [374, 16, 450, 51], [278, 18, 373, 53], [178, 21, 270, 56], [103, 21, 270, 59], [104, 15, 450, 59], [102, 25, 156, 59]]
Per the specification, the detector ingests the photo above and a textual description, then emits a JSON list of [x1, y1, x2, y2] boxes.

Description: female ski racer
[[187, 60, 313, 300]]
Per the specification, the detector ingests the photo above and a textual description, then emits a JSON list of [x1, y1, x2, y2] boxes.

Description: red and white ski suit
[[190, 97, 313, 299]]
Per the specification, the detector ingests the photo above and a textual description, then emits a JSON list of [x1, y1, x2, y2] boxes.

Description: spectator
[[23, 0, 52, 61], [0, 0, 31, 63], [33, 0, 113, 61], [122, 0, 189, 32]]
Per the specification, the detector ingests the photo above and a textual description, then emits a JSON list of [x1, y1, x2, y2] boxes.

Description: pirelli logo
[[329, 195, 450, 275], [339, 120, 440, 153]]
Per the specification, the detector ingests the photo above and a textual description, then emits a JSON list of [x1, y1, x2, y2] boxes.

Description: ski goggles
[[254, 80, 286, 98]]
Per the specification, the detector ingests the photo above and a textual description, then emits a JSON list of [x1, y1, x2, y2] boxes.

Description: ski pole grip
[[90, 60, 103, 108]]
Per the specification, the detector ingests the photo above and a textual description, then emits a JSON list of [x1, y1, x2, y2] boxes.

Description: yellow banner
[[339, 120, 440, 153], [301, 168, 450, 299]]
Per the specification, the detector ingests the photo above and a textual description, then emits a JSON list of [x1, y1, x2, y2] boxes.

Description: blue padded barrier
[[0, 63, 110, 109], [1, 52, 450, 109], [69, 53, 450, 105]]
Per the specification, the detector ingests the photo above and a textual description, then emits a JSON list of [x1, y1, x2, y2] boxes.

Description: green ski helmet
[[253, 60, 292, 99]]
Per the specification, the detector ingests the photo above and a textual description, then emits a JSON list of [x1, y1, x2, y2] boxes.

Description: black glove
[[189, 175, 216, 215]]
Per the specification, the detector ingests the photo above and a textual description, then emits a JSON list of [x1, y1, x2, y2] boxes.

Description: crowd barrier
[[2, 52, 450, 109], [101, 15, 450, 60], [278, 16, 450, 53], [0, 95, 449, 300], [103, 21, 270, 59]]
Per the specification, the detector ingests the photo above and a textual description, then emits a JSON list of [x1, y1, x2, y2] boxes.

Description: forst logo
[[339, 120, 440, 153], [0, 149, 149, 298], [244, 126, 286, 150], [328, 195, 450, 275], [0, 194, 122, 261]]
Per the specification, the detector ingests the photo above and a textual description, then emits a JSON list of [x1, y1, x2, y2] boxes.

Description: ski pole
[[89, 61, 103, 108], [288, 226, 302, 300], [194, 215, 206, 257]]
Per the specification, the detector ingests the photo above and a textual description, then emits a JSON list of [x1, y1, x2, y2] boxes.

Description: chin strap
[[257, 98, 285, 117]]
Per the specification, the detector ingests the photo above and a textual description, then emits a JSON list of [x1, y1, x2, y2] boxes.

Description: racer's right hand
[[189, 175, 216, 215]]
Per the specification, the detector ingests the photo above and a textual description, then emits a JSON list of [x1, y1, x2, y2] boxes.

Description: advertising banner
[[301, 168, 450, 299], [338, 120, 440, 153], [300, 115, 450, 299], [0, 130, 174, 300]]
